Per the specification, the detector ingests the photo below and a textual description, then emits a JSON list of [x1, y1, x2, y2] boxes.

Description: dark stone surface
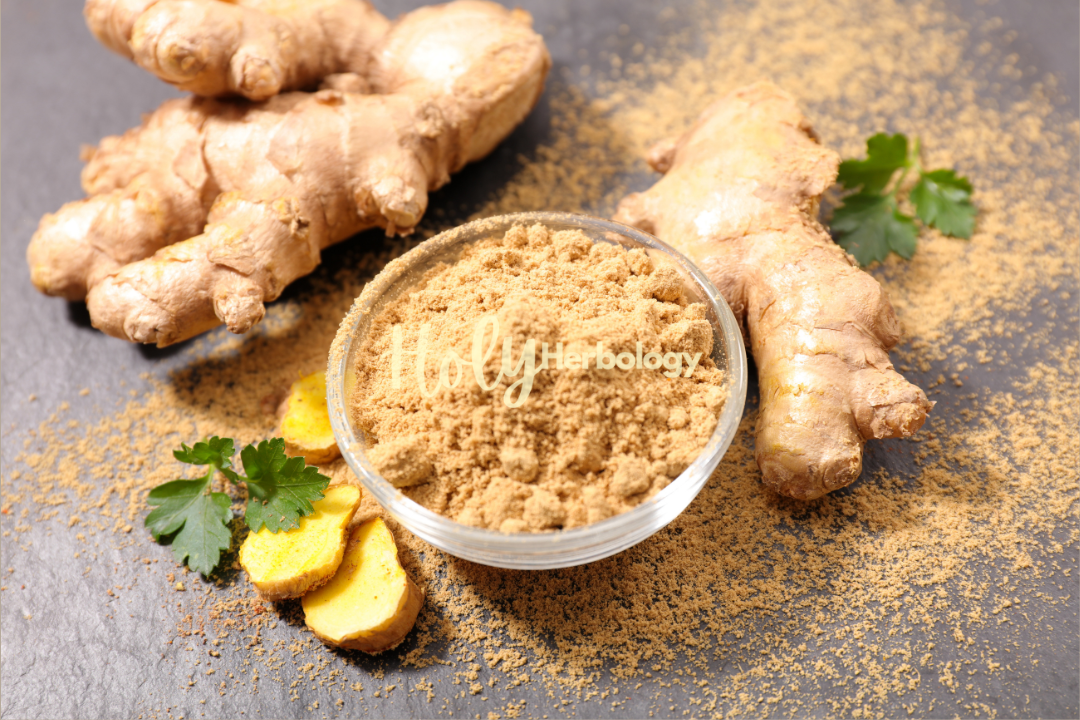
[[1, 1, 1076, 718]]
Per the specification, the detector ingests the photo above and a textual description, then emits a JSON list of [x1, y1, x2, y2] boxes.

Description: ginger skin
[[615, 82, 932, 500], [28, 1, 549, 346], [84, 0, 390, 100]]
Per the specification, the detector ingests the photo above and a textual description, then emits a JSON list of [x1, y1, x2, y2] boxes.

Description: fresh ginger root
[[84, 0, 391, 100], [302, 517, 424, 654], [27, 1, 549, 346], [280, 371, 340, 465], [239, 484, 361, 600], [615, 82, 932, 500]]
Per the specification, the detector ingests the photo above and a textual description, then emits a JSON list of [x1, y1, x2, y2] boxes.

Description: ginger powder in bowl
[[326, 212, 747, 569]]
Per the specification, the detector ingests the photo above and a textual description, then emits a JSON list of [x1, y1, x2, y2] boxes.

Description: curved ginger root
[[28, 1, 549, 346], [615, 82, 932, 500], [84, 0, 390, 100]]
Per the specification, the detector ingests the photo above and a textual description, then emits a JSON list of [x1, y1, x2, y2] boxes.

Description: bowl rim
[[325, 211, 747, 566]]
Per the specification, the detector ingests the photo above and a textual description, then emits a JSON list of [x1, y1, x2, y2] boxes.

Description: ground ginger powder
[[350, 223, 727, 532]]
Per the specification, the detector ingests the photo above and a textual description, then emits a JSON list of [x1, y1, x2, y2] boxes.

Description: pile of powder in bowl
[[350, 223, 728, 533]]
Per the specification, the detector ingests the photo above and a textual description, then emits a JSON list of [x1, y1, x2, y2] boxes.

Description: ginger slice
[[302, 517, 424, 654], [280, 371, 340, 465], [239, 484, 361, 601]]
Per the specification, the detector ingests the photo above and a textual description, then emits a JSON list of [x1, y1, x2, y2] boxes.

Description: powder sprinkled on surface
[[1, 0, 1076, 716]]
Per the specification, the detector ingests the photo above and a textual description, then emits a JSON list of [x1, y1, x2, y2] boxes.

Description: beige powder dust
[[351, 223, 726, 532], [2, 0, 1077, 716]]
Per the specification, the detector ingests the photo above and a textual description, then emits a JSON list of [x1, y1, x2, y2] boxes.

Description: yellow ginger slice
[[302, 518, 424, 654], [239, 484, 361, 601], [280, 371, 340, 465]]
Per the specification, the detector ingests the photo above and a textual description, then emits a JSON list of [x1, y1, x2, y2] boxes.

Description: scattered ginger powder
[[350, 223, 728, 532], [3, 0, 1077, 716]]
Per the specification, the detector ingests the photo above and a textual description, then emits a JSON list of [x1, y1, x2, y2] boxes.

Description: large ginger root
[[280, 370, 340, 465], [615, 82, 932, 500], [302, 517, 424, 654], [84, 0, 390, 100], [239, 484, 361, 601], [28, 1, 549, 346]]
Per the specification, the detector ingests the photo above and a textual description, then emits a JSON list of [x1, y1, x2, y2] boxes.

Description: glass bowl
[[326, 211, 747, 569]]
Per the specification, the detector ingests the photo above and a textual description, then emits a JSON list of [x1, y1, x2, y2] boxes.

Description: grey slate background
[[1, 0, 1077, 718]]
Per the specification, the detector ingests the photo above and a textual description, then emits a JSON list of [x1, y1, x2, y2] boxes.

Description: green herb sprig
[[145, 436, 329, 575], [831, 133, 976, 266]]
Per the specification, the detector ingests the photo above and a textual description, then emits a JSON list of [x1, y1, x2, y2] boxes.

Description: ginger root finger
[[302, 517, 424, 654], [84, 0, 390, 100], [86, 194, 316, 345], [614, 81, 932, 500], [239, 484, 361, 601], [369, 1, 551, 164], [28, 182, 205, 301], [27, 98, 211, 301], [280, 371, 340, 465]]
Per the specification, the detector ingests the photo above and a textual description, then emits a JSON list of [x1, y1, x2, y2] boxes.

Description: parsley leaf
[[240, 438, 329, 534], [837, 133, 910, 194], [145, 436, 330, 575], [910, 169, 976, 239], [831, 194, 918, 266], [173, 436, 240, 483], [145, 479, 232, 576], [831, 133, 976, 265]]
